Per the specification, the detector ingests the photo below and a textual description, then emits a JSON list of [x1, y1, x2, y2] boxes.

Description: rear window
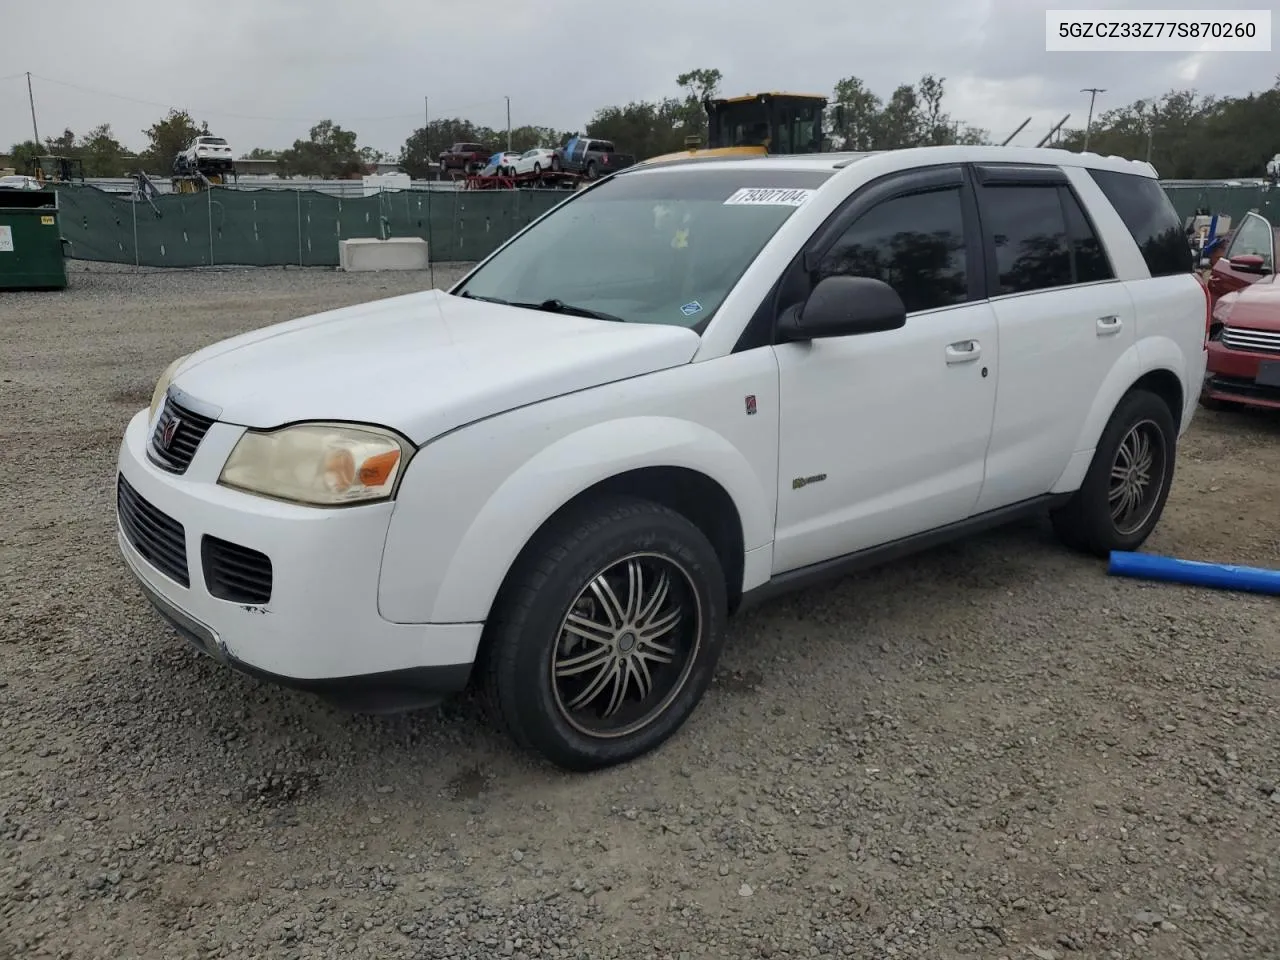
[[1088, 169, 1192, 277], [199, 137, 227, 145]]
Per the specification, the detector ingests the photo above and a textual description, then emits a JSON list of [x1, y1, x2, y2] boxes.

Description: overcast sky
[[1, 0, 1274, 158]]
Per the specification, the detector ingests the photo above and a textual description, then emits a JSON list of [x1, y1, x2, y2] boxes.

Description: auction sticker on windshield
[[723, 188, 814, 206]]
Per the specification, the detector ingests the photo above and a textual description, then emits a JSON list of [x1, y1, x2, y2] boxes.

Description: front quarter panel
[[378, 348, 781, 625]]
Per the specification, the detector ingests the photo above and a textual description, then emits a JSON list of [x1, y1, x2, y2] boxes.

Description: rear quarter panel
[[1050, 168, 1207, 493]]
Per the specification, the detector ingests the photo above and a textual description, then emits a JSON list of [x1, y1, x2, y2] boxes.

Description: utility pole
[[1081, 87, 1105, 151], [1145, 103, 1157, 164], [26, 72, 40, 146], [505, 96, 512, 152]]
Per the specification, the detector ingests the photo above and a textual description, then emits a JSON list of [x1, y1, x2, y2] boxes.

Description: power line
[[23, 72, 507, 126]]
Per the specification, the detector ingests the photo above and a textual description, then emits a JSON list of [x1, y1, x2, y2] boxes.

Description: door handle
[[945, 340, 982, 364], [1096, 315, 1123, 336]]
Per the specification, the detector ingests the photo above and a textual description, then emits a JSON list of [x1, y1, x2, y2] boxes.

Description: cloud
[[1, 0, 1274, 156]]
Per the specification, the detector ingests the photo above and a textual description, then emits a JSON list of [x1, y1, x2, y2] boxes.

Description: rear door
[[969, 163, 1137, 513]]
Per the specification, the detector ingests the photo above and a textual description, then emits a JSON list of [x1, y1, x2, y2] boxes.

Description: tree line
[[5, 71, 1277, 180]]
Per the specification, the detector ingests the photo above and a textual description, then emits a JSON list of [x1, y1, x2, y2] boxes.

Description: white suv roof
[[630, 146, 1160, 179]]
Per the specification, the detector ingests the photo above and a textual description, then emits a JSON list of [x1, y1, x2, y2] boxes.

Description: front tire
[[482, 496, 728, 771], [1050, 388, 1177, 557]]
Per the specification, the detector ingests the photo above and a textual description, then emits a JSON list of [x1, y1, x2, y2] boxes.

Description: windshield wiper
[[458, 291, 626, 323], [513, 298, 628, 323], [457, 290, 510, 304]]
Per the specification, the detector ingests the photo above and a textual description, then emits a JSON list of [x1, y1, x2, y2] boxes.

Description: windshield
[[452, 167, 834, 328]]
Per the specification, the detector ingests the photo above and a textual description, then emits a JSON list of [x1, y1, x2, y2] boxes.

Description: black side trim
[[972, 162, 1069, 186], [738, 493, 1072, 612], [129, 568, 472, 714]]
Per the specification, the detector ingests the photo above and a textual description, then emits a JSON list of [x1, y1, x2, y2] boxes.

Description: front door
[[772, 166, 999, 574], [1209, 212, 1275, 301]]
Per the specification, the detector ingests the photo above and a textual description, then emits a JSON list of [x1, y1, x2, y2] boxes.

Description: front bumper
[[115, 407, 482, 711], [1203, 340, 1280, 410]]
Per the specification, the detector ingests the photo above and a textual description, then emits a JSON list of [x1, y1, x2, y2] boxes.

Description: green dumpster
[[0, 187, 69, 290]]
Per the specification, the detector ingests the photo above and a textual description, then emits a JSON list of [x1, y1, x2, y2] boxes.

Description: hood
[[1221, 274, 1280, 330], [170, 289, 701, 444]]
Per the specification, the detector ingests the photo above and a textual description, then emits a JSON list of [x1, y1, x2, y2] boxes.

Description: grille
[[1222, 325, 1280, 355], [148, 397, 216, 474], [201, 535, 273, 605], [117, 474, 189, 587]]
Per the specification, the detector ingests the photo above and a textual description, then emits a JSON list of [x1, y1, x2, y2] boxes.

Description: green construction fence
[[1162, 184, 1278, 229], [48, 181, 1279, 270], [53, 184, 569, 268]]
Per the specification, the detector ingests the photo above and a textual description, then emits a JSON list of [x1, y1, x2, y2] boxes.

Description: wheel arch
[[494, 466, 748, 618], [1052, 343, 1187, 494], [378, 413, 773, 629]]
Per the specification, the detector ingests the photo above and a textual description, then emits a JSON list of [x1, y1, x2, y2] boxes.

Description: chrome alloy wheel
[[550, 552, 701, 739], [1109, 418, 1167, 536]]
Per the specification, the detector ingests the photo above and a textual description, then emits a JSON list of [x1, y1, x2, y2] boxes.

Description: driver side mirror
[[1228, 253, 1269, 274], [776, 275, 907, 342]]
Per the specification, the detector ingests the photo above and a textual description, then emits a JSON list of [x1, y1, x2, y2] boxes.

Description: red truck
[[437, 142, 491, 175]]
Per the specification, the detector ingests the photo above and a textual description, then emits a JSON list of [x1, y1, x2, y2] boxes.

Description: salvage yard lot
[[2, 263, 1277, 960]]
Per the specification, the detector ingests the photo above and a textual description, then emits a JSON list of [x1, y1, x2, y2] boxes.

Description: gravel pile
[[2, 265, 1277, 959]]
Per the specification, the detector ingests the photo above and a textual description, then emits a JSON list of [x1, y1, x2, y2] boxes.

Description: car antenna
[[425, 174, 436, 290]]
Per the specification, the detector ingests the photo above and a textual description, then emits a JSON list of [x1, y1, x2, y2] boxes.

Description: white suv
[[115, 146, 1208, 771], [174, 135, 235, 174]]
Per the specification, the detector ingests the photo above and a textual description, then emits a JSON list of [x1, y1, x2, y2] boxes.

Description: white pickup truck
[[115, 145, 1208, 771]]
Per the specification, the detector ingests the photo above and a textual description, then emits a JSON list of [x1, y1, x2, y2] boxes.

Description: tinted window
[[980, 185, 1072, 294], [1226, 214, 1274, 269], [1088, 169, 1193, 277], [1061, 187, 1115, 282], [817, 187, 969, 313]]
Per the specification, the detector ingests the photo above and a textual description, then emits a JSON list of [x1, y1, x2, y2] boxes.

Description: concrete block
[[338, 237, 429, 272]]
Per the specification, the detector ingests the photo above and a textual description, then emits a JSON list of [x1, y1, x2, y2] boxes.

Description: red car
[[1202, 210, 1280, 410], [1206, 209, 1278, 302]]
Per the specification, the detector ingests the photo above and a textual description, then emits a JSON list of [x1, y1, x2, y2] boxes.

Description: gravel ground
[[2, 263, 1278, 960]]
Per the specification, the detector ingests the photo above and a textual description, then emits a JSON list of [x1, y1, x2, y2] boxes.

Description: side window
[[1060, 187, 1115, 283], [980, 184, 1072, 295], [1088, 169, 1193, 277], [1226, 214, 1274, 268], [816, 187, 969, 314]]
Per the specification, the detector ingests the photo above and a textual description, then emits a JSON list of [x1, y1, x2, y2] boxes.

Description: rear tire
[[481, 496, 728, 771], [1050, 388, 1177, 558]]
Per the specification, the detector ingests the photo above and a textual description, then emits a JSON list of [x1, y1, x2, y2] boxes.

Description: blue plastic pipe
[[1108, 551, 1280, 596]]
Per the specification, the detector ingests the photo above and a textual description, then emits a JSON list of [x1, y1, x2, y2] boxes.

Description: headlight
[[218, 422, 411, 506], [149, 354, 190, 422]]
